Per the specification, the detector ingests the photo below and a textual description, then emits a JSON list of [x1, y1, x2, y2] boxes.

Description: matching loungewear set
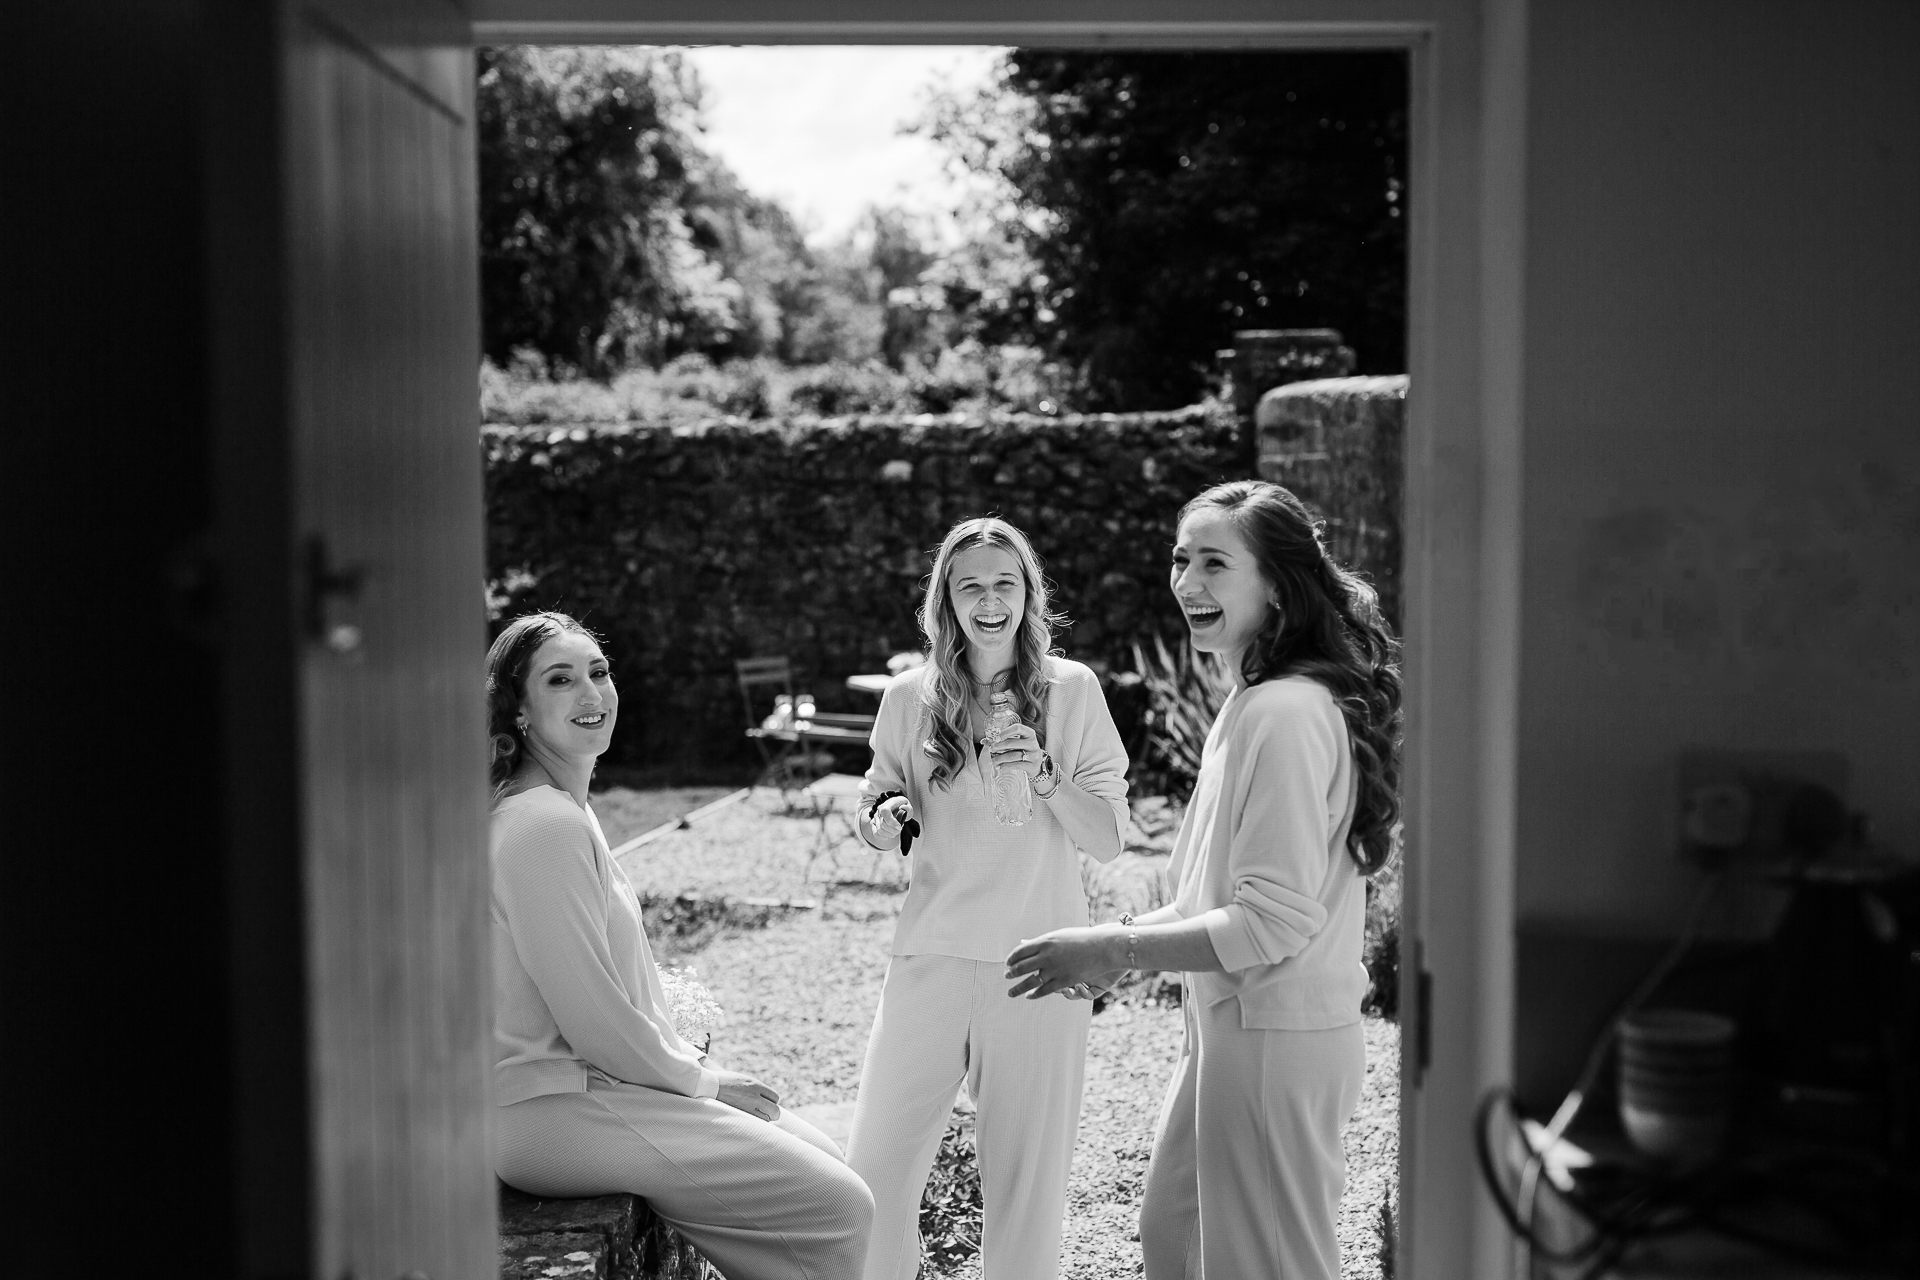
[[1140, 675, 1370, 1280], [850, 658, 1131, 1280], [485, 667, 1366, 1280], [489, 786, 873, 1280]]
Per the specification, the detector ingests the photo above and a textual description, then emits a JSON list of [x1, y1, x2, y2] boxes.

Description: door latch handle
[[304, 534, 366, 652]]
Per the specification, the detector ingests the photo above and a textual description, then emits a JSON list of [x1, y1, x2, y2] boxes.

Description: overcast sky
[[674, 45, 1007, 246]]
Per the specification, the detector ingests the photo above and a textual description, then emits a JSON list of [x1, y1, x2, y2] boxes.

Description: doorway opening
[[476, 40, 1411, 1279]]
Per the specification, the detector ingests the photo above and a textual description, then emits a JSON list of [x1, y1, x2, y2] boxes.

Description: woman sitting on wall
[[849, 516, 1131, 1280], [1005, 481, 1402, 1280], [486, 610, 873, 1280]]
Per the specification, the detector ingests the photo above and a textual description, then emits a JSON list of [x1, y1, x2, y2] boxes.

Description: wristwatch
[[1032, 751, 1060, 798]]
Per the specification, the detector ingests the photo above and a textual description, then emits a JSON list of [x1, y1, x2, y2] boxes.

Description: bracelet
[[1031, 752, 1060, 799], [1119, 912, 1138, 970]]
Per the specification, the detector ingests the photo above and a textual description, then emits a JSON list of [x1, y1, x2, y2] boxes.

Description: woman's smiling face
[[1171, 509, 1273, 667], [519, 630, 618, 762], [947, 543, 1027, 670]]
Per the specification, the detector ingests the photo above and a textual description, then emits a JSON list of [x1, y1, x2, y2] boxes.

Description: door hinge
[[303, 534, 366, 653]]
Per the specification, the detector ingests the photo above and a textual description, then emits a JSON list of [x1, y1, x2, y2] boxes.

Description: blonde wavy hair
[[918, 517, 1064, 788]]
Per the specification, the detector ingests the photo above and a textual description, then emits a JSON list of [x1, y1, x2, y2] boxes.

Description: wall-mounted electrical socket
[[1676, 748, 1851, 870]]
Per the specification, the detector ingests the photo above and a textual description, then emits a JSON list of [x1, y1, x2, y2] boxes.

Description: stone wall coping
[[481, 403, 1228, 438], [499, 1184, 712, 1280], [1259, 373, 1409, 402], [1256, 375, 1409, 429]]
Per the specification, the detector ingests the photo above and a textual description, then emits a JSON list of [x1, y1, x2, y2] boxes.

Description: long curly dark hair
[[1180, 481, 1403, 875], [485, 610, 598, 794]]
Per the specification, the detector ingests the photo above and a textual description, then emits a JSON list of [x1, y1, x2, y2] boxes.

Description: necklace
[[966, 671, 1014, 744]]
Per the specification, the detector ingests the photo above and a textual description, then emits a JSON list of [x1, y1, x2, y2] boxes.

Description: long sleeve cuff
[[692, 1064, 720, 1099], [1198, 906, 1251, 971], [1200, 903, 1305, 974], [1200, 887, 1326, 972]]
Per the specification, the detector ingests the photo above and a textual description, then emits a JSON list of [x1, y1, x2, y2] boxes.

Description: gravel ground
[[615, 789, 1399, 1278], [591, 784, 738, 847]]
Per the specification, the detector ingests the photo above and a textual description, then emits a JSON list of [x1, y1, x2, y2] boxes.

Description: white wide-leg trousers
[[1139, 991, 1365, 1280], [846, 953, 1094, 1280], [496, 1074, 875, 1280]]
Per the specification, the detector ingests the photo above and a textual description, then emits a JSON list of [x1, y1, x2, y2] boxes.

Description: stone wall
[[483, 381, 1408, 778], [485, 408, 1248, 776], [499, 1185, 710, 1279]]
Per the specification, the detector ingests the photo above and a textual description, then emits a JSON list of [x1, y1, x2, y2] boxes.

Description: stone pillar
[[1255, 374, 1408, 628], [1220, 328, 1358, 417]]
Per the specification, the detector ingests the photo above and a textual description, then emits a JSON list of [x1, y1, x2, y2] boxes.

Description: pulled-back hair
[[485, 610, 598, 793], [1179, 481, 1403, 875], [918, 517, 1064, 788]]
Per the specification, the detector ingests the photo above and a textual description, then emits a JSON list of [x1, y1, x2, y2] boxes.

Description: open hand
[[1004, 926, 1116, 1000], [713, 1069, 781, 1122]]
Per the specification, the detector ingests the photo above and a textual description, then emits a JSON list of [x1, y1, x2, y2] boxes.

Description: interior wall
[[1516, 0, 1920, 940], [1, 1, 240, 1268]]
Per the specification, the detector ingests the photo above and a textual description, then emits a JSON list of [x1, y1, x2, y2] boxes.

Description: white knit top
[[861, 657, 1130, 962], [1167, 676, 1368, 1030], [491, 785, 720, 1105]]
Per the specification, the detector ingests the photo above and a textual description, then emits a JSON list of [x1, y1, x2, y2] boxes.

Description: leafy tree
[[479, 48, 955, 377], [922, 51, 1408, 410], [478, 47, 732, 375], [679, 160, 819, 361]]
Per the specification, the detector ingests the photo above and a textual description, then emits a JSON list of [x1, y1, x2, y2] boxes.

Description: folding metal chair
[[736, 657, 875, 807]]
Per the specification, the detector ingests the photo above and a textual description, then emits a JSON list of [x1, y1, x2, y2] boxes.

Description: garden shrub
[[484, 406, 1250, 777], [782, 360, 914, 416], [919, 1113, 984, 1272], [1362, 850, 1402, 1020], [1130, 633, 1232, 802]]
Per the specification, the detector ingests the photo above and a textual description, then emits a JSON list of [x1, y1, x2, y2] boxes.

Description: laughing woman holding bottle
[[849, 517, 1131, 1280], [1006, 481, 1402, 1280]]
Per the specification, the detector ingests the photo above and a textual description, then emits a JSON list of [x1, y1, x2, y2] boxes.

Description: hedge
[[483, 407, 1249, 777]]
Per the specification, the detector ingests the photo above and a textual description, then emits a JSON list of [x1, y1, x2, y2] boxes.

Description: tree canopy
[[478, 47, 915, 377], [478, 47, 1409, 411], [921, 51, 1409, 410]]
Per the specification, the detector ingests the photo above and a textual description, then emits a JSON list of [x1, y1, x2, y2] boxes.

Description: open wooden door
[[288, 8, 494, 1280], [214, 2, 494, 1277]]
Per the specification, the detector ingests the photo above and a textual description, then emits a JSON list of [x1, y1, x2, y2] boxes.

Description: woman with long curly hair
[[484, 611, 873, 1280], [1006, 481, 1402, 1280], [848, 516, 1131, 1280]]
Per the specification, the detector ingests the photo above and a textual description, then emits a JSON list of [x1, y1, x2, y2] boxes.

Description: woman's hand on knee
[[714, 1069, 782, 1122]]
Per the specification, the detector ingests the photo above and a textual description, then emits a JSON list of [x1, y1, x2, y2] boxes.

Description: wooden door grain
[[283, 5, 492, 1278]]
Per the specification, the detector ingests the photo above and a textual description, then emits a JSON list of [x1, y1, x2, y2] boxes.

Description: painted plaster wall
[[1516, 0, 1920, 935]]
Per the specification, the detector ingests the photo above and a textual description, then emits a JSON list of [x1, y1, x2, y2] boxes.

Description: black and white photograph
[[5, 4, 1916, 1280]]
